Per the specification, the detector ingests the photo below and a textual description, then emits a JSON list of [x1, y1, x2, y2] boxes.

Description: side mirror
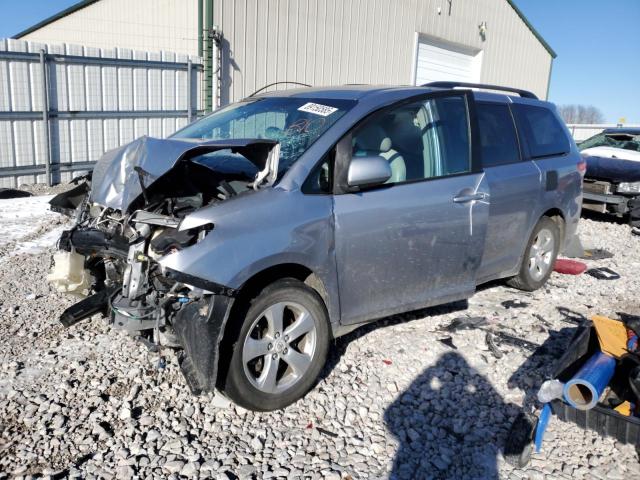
[[347, 156, 392, 188]]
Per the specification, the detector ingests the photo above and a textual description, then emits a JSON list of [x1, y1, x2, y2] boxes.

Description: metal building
[[15, 0, 556, 111]]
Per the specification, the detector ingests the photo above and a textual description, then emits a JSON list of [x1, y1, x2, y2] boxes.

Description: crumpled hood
[[90, 136, 277, 211]]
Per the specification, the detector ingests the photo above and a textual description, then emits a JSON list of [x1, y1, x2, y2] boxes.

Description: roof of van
[[253, 85, 548, 105]]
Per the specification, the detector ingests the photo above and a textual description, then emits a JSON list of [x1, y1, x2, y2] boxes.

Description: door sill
[[333, 290, 474, 338]]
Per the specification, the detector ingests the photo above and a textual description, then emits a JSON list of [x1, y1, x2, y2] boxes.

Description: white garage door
[[414, 37, 482, 86]]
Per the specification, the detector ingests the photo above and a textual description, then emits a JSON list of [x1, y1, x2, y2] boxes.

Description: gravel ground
[[1, 189, 640, 479], [16, 182, 79, 196]]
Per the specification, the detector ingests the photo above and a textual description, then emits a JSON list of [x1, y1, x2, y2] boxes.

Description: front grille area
[[583, 180, 613, 195]]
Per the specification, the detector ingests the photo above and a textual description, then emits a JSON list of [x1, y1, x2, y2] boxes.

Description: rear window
[[477, 102, 520, 167], [512, 104, 570, 158]]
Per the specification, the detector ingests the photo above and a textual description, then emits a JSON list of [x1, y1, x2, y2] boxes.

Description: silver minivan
[[49, 82, 583, 410]]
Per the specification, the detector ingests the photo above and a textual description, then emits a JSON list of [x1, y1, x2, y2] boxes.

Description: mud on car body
[[48, 83, 583, 411]]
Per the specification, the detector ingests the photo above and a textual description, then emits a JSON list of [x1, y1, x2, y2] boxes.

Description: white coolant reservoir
[[47, 251, 91, 296]]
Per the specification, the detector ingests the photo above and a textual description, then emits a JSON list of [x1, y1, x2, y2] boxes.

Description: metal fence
[[0, 39, 203, 187], [566, 123, 640, 143]]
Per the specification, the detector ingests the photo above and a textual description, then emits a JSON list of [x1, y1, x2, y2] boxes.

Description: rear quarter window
[[476, 102, 521, 167], [512, 104, 570, 158]]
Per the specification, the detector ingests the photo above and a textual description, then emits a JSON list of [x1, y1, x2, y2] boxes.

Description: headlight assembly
[[617, 182, 640, 194]]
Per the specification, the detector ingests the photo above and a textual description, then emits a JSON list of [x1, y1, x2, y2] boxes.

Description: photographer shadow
[[384, 351, 520, 479]]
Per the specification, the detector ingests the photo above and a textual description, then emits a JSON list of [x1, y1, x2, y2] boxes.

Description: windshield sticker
[[297, 102, 339, 117]]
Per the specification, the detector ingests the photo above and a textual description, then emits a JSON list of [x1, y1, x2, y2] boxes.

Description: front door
[[333, 92, 489, 325]]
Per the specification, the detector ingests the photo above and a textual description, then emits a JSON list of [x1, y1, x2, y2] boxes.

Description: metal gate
[[0, 39, 203, 187]]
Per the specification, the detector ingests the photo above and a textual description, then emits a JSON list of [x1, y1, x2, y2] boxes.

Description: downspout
[[204, 0, 214, 113], [198, 0, 203, 58], [214, 21, 222, 110]]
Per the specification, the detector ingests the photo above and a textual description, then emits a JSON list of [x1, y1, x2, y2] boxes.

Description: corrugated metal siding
[[20, 0, 553, 102], [0, 38, 201, 187], [215, 0, 552, 102], [19, 0, 199, 57]]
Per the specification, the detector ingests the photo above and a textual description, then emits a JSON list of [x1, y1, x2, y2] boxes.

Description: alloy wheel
[[528, 228, 555, 281], [242, 302, 317, 394]]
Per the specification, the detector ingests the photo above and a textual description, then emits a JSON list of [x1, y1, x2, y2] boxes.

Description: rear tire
[[507, 217, 560, 291], [220, 278, 330, 411]]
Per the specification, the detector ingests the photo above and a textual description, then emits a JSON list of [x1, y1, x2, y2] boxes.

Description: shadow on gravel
[[384, 352, 516, 479], [320, 300, 470, 382], [508, 326, 578, 408], [382, 323, 581, 478], [581, 210, 628, 226], [556, 306, 588, 325], [501, 325, 578, 467]]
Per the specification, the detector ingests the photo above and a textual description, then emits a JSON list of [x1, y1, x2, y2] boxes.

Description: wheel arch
[[541, 208, 566, 244], [234, 263, 330, 311], [512, 207, 566, 279]]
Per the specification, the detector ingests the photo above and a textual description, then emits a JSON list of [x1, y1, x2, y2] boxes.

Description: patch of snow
[[11, 225, 66, 255], [0, 195, 67, 255], [0, 195, 55, 246]]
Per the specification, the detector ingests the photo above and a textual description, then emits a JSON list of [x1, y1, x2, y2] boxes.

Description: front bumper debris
[[172, 294, 235, 393], [47, 136, 279, 395], [49, 181, 90, 216], [59, 288, 115, 327], [51, 217, 237, 393]]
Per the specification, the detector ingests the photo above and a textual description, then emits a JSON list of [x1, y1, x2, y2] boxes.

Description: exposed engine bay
[[48, 137, 280, 392]]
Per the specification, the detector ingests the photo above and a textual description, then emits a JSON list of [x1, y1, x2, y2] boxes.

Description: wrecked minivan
[[49, 83, 583, 411]]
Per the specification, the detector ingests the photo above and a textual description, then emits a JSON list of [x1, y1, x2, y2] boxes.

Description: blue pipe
[[563, 351, 616, 410], [534, 403, 552, 453]]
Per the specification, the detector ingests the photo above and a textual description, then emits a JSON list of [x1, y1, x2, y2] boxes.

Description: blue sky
[[0, 0, 78, 38], [514, 0, 640, 123], [1, 0, 638, 123]]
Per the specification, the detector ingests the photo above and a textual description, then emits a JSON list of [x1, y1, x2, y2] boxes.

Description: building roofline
[[13, 0, 101, 39], [506, 0, 557, 58], [13, 0, 557, 60]]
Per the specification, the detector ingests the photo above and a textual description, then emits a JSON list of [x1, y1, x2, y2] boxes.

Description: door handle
[[453, 192, 487, 203]]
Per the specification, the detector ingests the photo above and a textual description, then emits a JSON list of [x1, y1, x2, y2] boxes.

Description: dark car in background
[[580, 128, 640, 226]]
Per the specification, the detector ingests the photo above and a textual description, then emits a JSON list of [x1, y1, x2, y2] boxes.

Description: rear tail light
[[577, 159, 587, 176]]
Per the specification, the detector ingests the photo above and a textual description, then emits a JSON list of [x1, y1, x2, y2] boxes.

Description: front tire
[[221, 279, 330, 411], [507, 217, 560, 291]]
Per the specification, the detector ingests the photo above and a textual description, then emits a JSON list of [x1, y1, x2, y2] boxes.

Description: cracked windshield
[[173, 97, 356, 174]]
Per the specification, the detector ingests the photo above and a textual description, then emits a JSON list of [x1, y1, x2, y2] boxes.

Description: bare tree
[[558, 104, 578, 123], [583, 106, 605, 124], [558, 104, 605, 124]]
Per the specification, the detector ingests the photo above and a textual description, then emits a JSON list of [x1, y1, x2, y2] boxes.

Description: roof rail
[[249, 81, 312, 97], [423, 81, 538, 100]]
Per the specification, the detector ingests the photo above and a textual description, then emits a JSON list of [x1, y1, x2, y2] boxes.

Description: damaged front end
[[48, 136, 280, 393]]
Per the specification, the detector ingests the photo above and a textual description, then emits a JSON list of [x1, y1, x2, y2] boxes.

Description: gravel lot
[[1, 189, 639, 479]]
